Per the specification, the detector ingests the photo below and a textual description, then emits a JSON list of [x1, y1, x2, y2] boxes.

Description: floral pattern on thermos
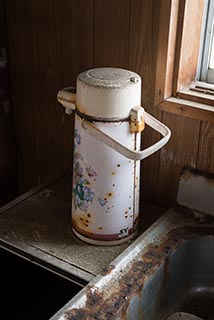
[[73, 129, 107, 212]]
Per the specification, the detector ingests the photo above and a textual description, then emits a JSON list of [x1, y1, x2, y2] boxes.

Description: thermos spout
[[57, 87, 76, 115]]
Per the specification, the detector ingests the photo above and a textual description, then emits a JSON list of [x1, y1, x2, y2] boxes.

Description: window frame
[[155, 0, 214, 123], [197, 0, 214, 84]]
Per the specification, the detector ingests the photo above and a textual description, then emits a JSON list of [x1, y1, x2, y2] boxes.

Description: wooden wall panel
[[6, 0, 94, 193], [31, 1, 64, 185], [6, 1, 38, 194], [94, 0, 130, 68], [0, 143, 16, 206], [197, 122, 214, 174], [153, 0, 173, 105], [0, 0, 17, 205], [0, 0, 14, 150], [61, 0, 94, 172], [129, 0, 163, 204], [157, 113, 201, 207], [129, 0, 159, 108], [6, 1, 63, 193], [62, 0, 94, 86]]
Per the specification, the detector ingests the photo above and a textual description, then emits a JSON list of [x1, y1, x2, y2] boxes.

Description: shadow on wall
[[0, 0, 17, 207]]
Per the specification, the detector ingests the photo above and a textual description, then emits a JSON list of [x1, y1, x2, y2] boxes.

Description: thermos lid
[[79, 68, 140, 88], [76, 68, 141, 120]]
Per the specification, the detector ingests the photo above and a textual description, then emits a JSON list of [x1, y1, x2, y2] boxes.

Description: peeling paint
[[177, 167, 214, 215]]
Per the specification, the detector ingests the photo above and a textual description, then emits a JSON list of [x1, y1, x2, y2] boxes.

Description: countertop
[[0, 174, 165, 286]]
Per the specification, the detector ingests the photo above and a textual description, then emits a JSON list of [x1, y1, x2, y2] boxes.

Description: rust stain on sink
[[101, 264, 116, 276], [64, 206, 214, 320]]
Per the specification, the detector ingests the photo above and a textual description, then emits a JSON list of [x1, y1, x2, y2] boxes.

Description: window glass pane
[[197, 0, 214, 82], [209, 24, 214, 68]]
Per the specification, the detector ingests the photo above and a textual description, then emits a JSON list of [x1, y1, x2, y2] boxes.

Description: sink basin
[[132, 236, 214, 320], [51, 206, 214, 320]]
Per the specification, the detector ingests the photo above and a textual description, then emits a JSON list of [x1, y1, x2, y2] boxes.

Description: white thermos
[[57, 68, 171, 245]]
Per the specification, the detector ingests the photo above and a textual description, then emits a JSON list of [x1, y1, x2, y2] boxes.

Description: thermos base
[[72, 228, 137, 246]]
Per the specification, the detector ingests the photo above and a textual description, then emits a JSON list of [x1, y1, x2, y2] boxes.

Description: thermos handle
[[57, 88, 171, 161], [82, 114, 171, 161]]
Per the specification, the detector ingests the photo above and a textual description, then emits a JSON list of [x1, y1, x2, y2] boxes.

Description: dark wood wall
[[0, 0, 16, 206], [5, 0, 214, 208]]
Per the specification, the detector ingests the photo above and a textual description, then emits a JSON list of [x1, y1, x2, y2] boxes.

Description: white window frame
[[197, 0, 214, 84]]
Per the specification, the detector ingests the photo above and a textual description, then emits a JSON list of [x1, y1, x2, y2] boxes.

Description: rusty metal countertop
[[0, 174, 164, 286]]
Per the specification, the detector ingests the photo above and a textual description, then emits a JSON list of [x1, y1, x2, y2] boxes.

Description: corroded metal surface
[[0, 174, 164, 285], [51, 205, 214, 320], [0, 175, 134, 283]]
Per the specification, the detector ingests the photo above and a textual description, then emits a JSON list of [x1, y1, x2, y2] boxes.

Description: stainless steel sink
[[51, 206, 214, 320], [137, 236, 214, 320]]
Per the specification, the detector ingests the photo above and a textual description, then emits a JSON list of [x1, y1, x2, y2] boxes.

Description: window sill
[[157, 96, 214, 123], [177, 88, 214, 106], [177, 81, 214, 106]]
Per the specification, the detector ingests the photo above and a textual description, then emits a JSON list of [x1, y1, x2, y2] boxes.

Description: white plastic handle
[[82, 113, 171, 161], [57, 88, 171, 161]]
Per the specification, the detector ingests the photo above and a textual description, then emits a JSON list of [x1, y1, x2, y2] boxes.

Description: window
[[157, 0, 214, 123], [197, 0, 214, 84]]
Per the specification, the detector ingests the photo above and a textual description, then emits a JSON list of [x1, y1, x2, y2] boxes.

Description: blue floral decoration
[[73, 129, 97, 212], [98, 198, 107, 207], [74, 129, 81, 148]]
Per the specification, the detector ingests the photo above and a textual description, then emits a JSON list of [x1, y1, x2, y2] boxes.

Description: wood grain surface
[[158, 113, 201, 207], [197, 122, 214, 174], [94, 0, 130, 68], [0, 143, 16, 206], [5, 0, 214, 208], [0, 0, 17, 205], [61, 0, 94, 172], [6, 1, 64, 192]]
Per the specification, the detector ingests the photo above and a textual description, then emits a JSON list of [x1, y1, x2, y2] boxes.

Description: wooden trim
[[173, 0, 205, 94], [191, 80, 214, 91], [172, 0, 185, 95], [153, 0, 175, 106], [158, 97, 214, 123], [197, 122, 214, 173], [154, 0, 206, 108], [164, 0, 179, 99], [177, 89, 214, 106]]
